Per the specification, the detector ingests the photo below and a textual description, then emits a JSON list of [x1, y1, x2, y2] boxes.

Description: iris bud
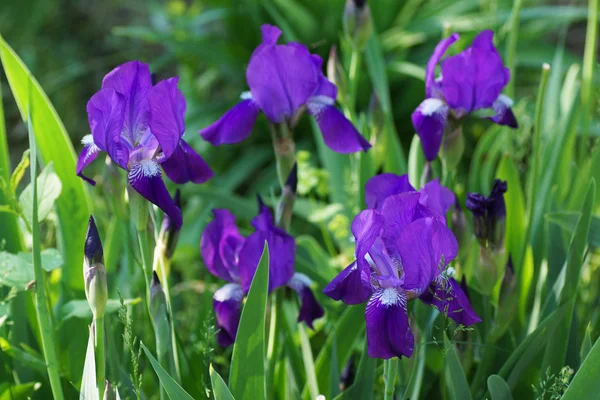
[[343, 0, 373, 50], [339, 355, 355, 391], [159, 189, 182, 260], [103, 381, 115, 400], [466, 179, 507, 251], [327, 46, 347, 103], [84, 216, 108, 319]]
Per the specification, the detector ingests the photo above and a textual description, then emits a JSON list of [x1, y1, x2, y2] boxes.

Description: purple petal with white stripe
[[76, 134, 101, 185], [199, 97, 260, 145], [147, 78, 186, 160], [213, 283, 245, 347], [288, 273, 324, 329], [365, 288, 414, 359], [411, 98, 449, 162], [488, 94, 518, 128], [420, 277, 481, 326], [127, 160, 182, 228], [161, 139, 213, 184], [365, 173, 415, 210], [200, 209, 245, 282]]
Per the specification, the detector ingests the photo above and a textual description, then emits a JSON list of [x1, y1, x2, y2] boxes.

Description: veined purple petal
[[148, 78, 186, 160], [323, 261, 373, 305], [127, 159, 182, 228], [420, 277, 481, 326], [397, 217, 458, 295], [76, 134, 101, 185], [199, 96, 260, 145], [87, 88, 129, 169], [308, 99, 371, 153], [200, 209, 245, 282], [352, 209, 385, 270], [365, 173, 414, 210], [213, 283, 245, 347], [101, 61, 152, 145], [441, 30, 510, 114], [380, 192, 440, 251], [411, 98, 449, 162], [238, 228, 295, 293], [425, 33, 459, 98], [161, 139, 213, 184], [365, 288, 414, 359], [419, 178, 455, 216], [488, 94, 518, 128], [246, 34, 319, 123], [288, 273, 325, 329]]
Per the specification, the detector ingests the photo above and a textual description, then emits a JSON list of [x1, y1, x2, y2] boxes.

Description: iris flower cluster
[[324, 174, 480, 359], [411, 31, 518, 162], [76, 61, 213, 227], [200, 198, 324, 347]]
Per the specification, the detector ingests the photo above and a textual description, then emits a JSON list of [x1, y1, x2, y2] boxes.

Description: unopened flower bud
[[150, 271, 171, 356], [159, 189, 182, 259], [327, 46, 347, 102], [343, 0, 373, 50], [84, 216, 108, 319], [466, 179, 507, 251], [339, 355, 355, 391], [103, 381, 115, 400]]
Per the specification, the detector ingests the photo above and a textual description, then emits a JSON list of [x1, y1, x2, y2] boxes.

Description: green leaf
[[9, 149, 30, 192], [333, 339, 376, 400], [580, 323, 593, 364], [0, 382, 40, 400], [542, 180, 595, 374], [229, 242, 269, 400], [487, 375, 512, 400], [58, 298, 141, 324], [0, 251, 34, 290], [546, 211, 600, 247], [0, 337, 46, 375], [562, 336, 600, 399], [19, 161, 62, 225], [298, 324, 319, 399], [408, 135, 426, 188], [210, 365, 235, 400], [0, 36, 91, 290], [80, 327, 98, 400], [142, 343, 195, 400], [444, 335, 472, 400]]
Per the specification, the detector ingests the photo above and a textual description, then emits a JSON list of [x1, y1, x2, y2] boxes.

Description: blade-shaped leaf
[[333, 339, 376, 400], [487, 375, 512, 400], [444, 335, 472, 400], [546, 211, 600, 247], [562, 337, 600, 399], [0, 36, 91, 290], [141, 343, 195, 400], [80, 327, 98, 400], [59, 299, 141, 324], [229, 242, 269, 400], [210, 365, 235, 400]]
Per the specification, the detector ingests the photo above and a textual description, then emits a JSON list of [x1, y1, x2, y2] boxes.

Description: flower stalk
[[384, 357, 399, 400], [150, 272, 173, 400]]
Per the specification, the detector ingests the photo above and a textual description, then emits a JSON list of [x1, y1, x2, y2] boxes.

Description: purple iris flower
[[466, 179, 507, 249], [411, 31, 518, 162], [324, 175, 480, 359], [76, 61, 213, 228], [200, 199, 324, 347], [199, 24, 370, 154]]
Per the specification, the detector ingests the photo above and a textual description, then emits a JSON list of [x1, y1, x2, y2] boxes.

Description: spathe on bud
[[84, 216, 108, 319], [103, 381, 115, 400], [343, 0, 373, 50], [327, 46, 347, 103], [276, 163, 297, 230], [159, 189, 182, 260]]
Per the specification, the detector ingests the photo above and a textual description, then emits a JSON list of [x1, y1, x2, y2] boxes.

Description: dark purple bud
[[343, 0, 372, 50], [340, 355, 355, 391], [466, 179, 507, 250], [85, 216, 103, 266], [354, 0, 367, 7], [160, 189, 182, 259], [285, 163, 298, 194]]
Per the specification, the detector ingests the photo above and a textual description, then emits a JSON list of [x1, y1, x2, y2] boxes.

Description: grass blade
[[229, 242, 269, 400], [210, 365, 235, 400], [141, 343, 194, 400], [0, 36, 90, 290], [487, 375, 512, 400], [562, 336, 600, 399], [444, 334, 472, 400]]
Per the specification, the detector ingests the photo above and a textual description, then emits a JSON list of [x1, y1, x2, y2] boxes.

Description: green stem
[[156, 253, 181, 382], [29, 120, 64, 400], [155, 330, 168, 400], [137, 228, 153, 306], [505, 0, 523, 99], [95, 317, 105, 399], [348, 49, 361, 114], [266, 294, 279, 400], [579, 0, 598, 161], [384, 358, 399, 400], [270, 123, 296, 188]]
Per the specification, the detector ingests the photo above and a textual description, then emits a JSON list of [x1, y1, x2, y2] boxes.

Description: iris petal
[[199, 98, 260, 145], [420, 277, 481, 326], [161, 139, 213, 184], [76, 134, 101, 185], [323, 261, 373, 305], [200, 209, 245, 282], [213, 283, 245, 347], [147, 77, 186, 160], [364, 173, 414, 210], [411, 98, 449, 162], [288, 273, 324, 329]]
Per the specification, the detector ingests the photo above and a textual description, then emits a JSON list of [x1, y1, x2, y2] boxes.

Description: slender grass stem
[[137, 228, 153, 304], [95, 316, 105, 399], [28, 116, 64, 400], [579, 0, 598, 161], [505, 0, 523, 99], [266, 294, 279, 399], [384, 357, 399, 400], [348, 49, 361, 114]]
